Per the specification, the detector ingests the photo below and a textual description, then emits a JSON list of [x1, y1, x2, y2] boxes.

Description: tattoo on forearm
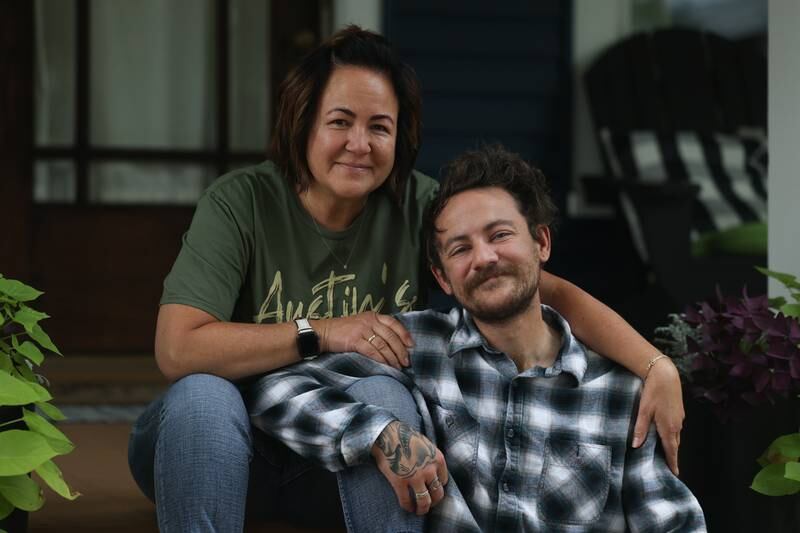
[[376, 421, 437, 478]]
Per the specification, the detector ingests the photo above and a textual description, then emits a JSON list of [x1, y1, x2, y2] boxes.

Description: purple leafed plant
[[656, 277, 800, 422]]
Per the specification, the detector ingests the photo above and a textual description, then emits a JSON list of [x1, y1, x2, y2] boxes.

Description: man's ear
[[431, 265, 454, 295], [533, 225, 551, 263]]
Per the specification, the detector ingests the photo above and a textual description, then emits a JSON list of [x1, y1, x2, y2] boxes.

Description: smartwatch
[[294, 318, 320, 360]]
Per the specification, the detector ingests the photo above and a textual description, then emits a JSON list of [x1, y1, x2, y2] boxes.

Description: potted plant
[[752, 432, 800, 496], [655, 267, 800, 532], [0, 274, 78, 532], [656, 267, 800, 421], [748, 270, 800, 498]]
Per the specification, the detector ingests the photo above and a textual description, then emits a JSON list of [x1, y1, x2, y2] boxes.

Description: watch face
[[297, 330, 320, 358]]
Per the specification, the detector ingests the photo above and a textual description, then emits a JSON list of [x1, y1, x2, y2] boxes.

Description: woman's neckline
[[293, 187, 378, 237]]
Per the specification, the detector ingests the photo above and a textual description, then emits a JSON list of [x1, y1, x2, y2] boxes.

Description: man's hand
[[371, 421, 449, 515], [632, 357, 684, 476]]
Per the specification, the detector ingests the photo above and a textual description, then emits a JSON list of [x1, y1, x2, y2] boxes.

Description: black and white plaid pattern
[[246, 307, 706, 532]]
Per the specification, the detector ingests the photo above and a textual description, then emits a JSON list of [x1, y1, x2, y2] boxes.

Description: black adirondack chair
[[583, 28, 800, 533], [584, 27, 767, 310]]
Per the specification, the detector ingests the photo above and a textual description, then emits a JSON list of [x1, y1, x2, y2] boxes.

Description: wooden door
[[1, 0, 323, 354]]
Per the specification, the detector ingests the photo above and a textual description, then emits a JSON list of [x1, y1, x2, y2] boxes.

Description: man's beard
[[458, 262, 539, 324]]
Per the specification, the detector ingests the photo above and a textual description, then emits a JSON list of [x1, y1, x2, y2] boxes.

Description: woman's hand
[[632, 357, 684, 476], [316, 312, 414, 369]]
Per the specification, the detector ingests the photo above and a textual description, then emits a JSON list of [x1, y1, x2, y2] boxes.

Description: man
[[246, 144, 705, 531]]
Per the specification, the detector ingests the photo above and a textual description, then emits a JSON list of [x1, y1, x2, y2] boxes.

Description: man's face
[[431, 187, 551, 323]]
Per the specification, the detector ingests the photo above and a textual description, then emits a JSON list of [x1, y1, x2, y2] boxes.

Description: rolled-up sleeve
[[245, 354, 412, 471]]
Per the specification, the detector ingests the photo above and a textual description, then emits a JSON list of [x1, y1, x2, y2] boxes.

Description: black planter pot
[[0, 405, 28, 533], [680, 394, 800, 533], [0, 508, 29, 533]]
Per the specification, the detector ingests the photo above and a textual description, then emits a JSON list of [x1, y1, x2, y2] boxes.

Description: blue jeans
[[335, 376, 425, 533], [128, 373, 424, 533]]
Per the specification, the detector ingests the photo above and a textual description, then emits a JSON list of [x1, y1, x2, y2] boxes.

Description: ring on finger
[[414, 489, 430, 500], [429, 477, 442, 491], [367, 334, 378, 346]]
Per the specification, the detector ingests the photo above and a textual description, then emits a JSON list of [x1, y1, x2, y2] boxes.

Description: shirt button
[[506, 428, 515, 439], [503, 482, 510, 492]]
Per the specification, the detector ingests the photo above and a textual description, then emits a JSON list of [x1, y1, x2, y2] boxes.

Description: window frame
[[33, 0, 266, 207]]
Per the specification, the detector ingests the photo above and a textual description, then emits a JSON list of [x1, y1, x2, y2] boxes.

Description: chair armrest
[[617, 181, 701, 304], [621, 181, 699, 242]]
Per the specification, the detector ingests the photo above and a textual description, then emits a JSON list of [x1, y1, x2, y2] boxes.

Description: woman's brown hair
[[270, 25, 422, 202]]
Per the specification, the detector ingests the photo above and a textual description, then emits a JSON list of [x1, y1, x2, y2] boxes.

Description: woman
[[128, 26, 683, 531]]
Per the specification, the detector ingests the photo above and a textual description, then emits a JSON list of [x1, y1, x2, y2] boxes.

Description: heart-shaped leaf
[[781, 303, 800, 319], [35, 459, 79, 501], [23, 409, 74, 455], [0, 372, 47, 405], [28, 324, 60, 355], [0, 475, 44, 511], [36, 401, 67, 422], [0, 278, 43, 302], [751, 463, 800, 496], [0, 430, 59, 476], [12, 306, 48, 335], [14, 341, 44, 366], [764, 433, 800, 461]]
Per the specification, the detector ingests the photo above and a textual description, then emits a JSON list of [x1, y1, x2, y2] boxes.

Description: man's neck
[[473, 300, 563, 373]]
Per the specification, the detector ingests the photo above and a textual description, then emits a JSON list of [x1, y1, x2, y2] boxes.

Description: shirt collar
[[447, 305, 588, 383], [447, 308, 490, 356]]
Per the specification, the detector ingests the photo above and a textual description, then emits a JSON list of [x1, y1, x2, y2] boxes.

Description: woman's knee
[[150, 373, 255, 462], [345, 375, 420, 429], [130, 373, 253, 458], [163, 373, 249, 428]]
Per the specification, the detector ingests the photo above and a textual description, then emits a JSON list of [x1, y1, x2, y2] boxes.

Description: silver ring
[[367, 334, 377, 345], [414, 489, 430, 500], [429, 477, 442, 491]]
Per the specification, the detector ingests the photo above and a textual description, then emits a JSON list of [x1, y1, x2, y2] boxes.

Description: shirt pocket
[[536, 438, 611, 526], [430, 403, 479, 498]]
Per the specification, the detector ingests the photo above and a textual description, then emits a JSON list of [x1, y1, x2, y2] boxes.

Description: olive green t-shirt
[[161, 161, 439, 325]]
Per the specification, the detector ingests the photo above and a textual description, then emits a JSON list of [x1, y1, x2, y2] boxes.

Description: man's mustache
[[466, 263, 516, 292]]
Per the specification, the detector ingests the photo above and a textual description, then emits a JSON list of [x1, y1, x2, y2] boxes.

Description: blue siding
[[384, 0, 573, 208]]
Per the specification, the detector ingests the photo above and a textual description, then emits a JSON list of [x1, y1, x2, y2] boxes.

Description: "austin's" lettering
[[253, 263, 416, 323]]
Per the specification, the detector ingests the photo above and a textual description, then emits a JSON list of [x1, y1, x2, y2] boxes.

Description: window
[[33, 0, 273, 206]]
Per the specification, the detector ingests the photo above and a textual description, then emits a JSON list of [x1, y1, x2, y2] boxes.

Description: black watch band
[[294, 318, 320, 360]]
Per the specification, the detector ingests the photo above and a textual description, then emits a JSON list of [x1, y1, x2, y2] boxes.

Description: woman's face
[[306, 65, 399, 204]]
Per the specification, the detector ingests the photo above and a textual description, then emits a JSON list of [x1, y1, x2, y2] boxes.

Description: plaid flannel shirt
[[246, 306, 706, 532]]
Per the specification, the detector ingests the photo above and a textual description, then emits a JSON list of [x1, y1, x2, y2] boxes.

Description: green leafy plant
[[0, 274, 78, 528], [751, 267, 800, 496], [656, 267, 800, 497], [751, 432, 800, 496], [758, 267, 800, 319]]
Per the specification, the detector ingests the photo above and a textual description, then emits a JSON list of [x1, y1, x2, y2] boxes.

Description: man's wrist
[[341, 411, 397, 468], [371, 420, 398, 461]]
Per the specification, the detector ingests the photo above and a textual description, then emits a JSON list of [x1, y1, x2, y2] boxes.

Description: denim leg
[[336, 375, 425, 533], [128, 374, 253, 533]]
